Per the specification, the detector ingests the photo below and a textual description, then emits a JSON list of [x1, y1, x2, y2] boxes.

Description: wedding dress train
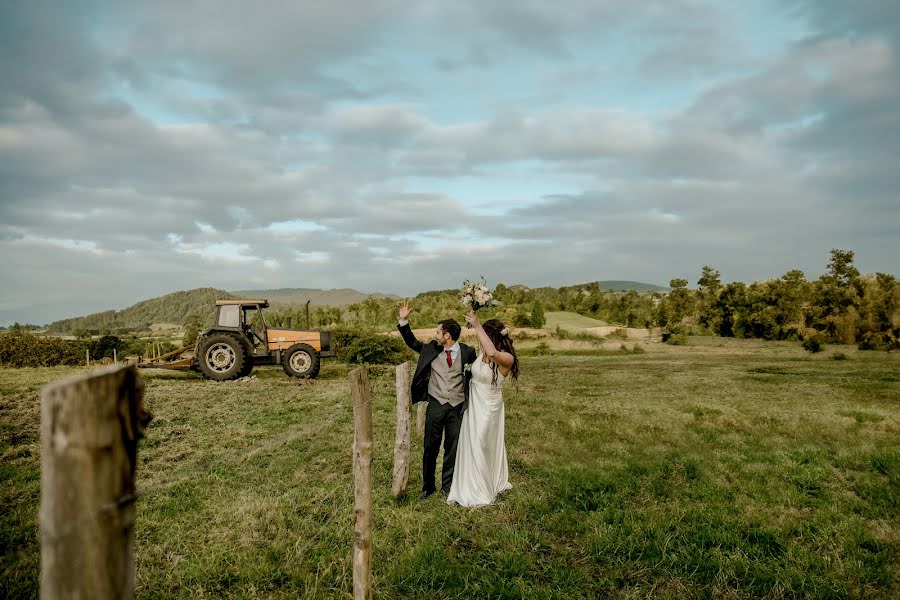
[[447, 354, 512, 507]]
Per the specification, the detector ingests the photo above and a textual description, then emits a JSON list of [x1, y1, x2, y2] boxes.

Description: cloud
[[1, 1, 898, 325]]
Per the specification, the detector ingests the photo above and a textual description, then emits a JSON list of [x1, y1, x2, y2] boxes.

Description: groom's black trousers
[[422, 396, 464, 495]]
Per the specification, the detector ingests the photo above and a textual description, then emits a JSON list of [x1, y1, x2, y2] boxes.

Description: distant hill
[[44, 287, 399, 334], [230, 288, 398, 308], [45, 288, 235, 334], [42, 282, 659, 334], [597, 280, 668, 293]]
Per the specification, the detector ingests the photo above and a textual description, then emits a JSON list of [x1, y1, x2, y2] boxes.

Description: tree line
[[263, 248, 898, 351], [3, 247, 896, 367]]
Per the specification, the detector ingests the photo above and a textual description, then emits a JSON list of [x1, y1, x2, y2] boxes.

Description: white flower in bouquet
[[460, 277, 501, 312]]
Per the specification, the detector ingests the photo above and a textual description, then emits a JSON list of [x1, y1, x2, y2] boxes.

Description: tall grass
[[1, 339, 898, 598]]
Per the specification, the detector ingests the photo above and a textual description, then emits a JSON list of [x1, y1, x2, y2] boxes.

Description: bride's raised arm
[[466, 312, 514, 370]]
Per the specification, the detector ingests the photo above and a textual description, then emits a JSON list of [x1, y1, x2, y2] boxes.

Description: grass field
[[2, 338, 899, 598], [544, 311, 610, 330]]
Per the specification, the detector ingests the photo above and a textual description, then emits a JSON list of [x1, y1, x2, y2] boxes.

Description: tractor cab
[[214, 299, 269, 354]]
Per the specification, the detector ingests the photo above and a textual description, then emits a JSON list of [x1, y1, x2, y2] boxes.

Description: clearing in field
[[1, 338, 898, 598], [544, 310, 610, 330]]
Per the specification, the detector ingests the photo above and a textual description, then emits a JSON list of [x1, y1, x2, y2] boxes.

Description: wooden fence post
[[416, 403, 425, 439], [40, 364, 148, 600], [392, 362, 411, 497], [349, 366, 373, 600]]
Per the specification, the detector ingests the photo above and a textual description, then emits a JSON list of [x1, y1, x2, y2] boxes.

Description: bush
[[554, 326, 604, 345], [519, 342, 553, 356], [0, 329, 87, 367], [802, 336, 824, 353], [857, 332, 897, 351], [334, 329, 411, 364], [831, 352, 848, 361], [665, 332, 687, 346], [663, 324, 687, 345]]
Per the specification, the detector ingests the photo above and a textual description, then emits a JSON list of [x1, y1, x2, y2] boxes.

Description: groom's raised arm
[[397, 299, 424, 353]]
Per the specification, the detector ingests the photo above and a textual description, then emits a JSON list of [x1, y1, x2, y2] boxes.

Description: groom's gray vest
[[428, 351, 465, 407]]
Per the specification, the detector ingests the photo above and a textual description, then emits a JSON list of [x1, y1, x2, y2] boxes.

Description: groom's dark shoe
[[418, 490, 435, 500]]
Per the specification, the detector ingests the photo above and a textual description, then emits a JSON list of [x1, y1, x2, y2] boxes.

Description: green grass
[[544, 311, 610, 330], [2, 340, 899, 598]]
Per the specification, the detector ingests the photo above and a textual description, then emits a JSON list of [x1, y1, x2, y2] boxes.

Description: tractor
[[136, 299, 334, 380]]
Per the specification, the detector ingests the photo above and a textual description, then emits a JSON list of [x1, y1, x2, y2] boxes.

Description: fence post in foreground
[[40, 364, 148, 600], [349, 366, 373, 600], [392, 362, 412, 497]]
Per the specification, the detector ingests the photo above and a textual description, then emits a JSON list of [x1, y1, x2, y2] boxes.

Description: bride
[[447, 312, 519, 507]]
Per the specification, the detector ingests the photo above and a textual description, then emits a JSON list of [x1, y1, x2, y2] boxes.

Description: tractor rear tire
[[282, 343, 320, 379], [237, 358, 254, 378], [197, 333, 248, 381]]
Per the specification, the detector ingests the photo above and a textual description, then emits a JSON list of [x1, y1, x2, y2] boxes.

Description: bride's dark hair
[[481, 319, 519, 385]]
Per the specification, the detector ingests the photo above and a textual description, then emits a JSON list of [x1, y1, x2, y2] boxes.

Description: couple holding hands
[[397, 300, 519, 508]]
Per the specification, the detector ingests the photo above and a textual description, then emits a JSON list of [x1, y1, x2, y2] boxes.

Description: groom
[[398, 300, 477, 499]]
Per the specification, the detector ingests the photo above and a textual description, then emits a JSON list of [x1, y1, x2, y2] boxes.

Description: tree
[[696, 266, 723, 333], [530, 301, 546, 328], [812, 249, 863, 341], [183, 314, 203, 347], [657, 278, 695, 329], [715, 282, 747, 337]]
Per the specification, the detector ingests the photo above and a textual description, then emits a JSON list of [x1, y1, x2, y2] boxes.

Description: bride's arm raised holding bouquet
[[465, 312, 515, 378]]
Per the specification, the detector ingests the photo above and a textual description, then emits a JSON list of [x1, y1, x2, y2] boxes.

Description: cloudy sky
[[2, 1, 899, 325]]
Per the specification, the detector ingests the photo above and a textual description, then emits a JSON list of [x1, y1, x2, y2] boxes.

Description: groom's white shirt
[[398, 319, 460, 362]]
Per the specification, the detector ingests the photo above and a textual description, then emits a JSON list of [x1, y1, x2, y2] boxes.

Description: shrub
[[831, 352, 848, 361], [802, 336, 823, 353], [532, 342, 552, 356], [554, 326, 603, 345], [857, 332, 897, 351], [335, 329, 411, 364], [663, 324, 687, 346], [0, 329, 87, 367]]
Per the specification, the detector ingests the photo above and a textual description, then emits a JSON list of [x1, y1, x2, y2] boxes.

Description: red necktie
[[445, 350, 453, 367]]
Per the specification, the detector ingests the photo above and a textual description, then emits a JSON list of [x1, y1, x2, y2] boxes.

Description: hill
[[43, 287, 399, 334], [44, 288, 236, 334], [597, 280, 668, 292], [230, 288, 398, 308]]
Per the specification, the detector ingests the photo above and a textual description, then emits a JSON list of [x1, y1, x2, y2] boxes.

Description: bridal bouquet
[[460, 277, 501, 313]]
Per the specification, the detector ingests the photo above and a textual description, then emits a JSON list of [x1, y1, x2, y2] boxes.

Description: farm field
[[1, 338, 899, 598], [544, 311, 610, 330]]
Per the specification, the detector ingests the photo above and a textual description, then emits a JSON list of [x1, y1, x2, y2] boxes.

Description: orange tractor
[[137, 299, 334, 380]]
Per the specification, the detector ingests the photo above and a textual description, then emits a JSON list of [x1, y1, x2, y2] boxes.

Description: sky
[[1, 1, 899, 325]]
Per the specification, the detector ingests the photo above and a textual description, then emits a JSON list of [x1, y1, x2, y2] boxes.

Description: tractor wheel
[[237, 358, 254, 378], [197, 333, 247, 381], [282, 343, 320, 379]]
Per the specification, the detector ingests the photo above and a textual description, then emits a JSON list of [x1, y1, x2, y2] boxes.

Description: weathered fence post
[[349, 366, 373, 600], [40, 364, 148, 600], [85, 349, 90, 367], [416, 403, 425, 439], [392, 362, 412, 497]]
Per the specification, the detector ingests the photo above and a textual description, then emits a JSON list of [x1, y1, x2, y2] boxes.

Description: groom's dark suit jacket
[[398, 322, 477, 412]]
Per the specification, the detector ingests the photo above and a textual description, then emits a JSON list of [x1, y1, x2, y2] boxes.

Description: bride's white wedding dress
[[447, 354, 512, 507]]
